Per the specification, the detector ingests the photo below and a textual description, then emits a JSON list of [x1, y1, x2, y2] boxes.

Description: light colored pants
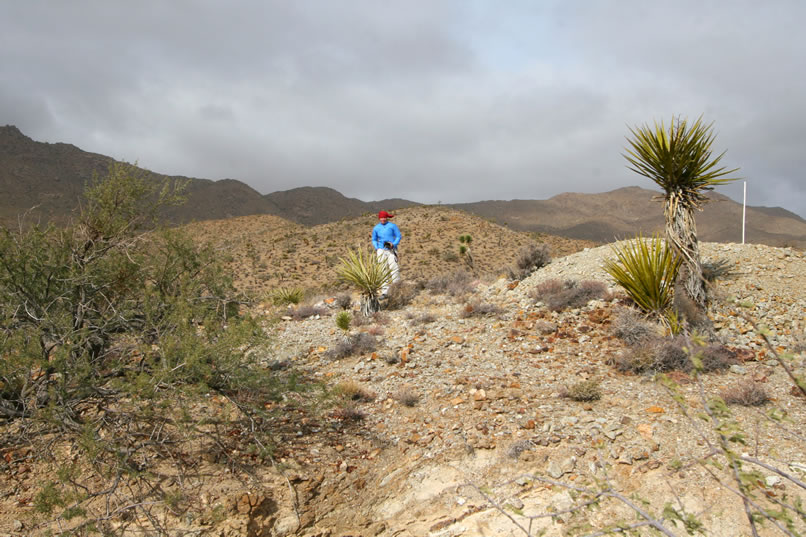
[[376, 248, 400, 295]]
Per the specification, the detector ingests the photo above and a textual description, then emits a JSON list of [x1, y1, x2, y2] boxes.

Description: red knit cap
[[378, 210, 394, 219]]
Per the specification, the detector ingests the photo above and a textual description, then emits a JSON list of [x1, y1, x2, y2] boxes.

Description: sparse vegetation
[[509, 243, 551, 280], [426, 270, 475, 297], [531, 278, 610, 311], [721, 380, 770, 406], [460, 301, 504, 318], [561, 379, 602, 401], [325, 332, 377, 360]]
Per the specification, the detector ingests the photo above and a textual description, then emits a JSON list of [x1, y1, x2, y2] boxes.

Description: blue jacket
[[372, 221, 401, 250]]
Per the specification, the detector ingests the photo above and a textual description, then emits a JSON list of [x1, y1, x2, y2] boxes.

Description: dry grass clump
[[460, 301, 504, 319], [332, 404, 366, 422], [333, 380, 375, 402], [411, 313, 437, 325], [383, 281, 418, 310], [614, 336, 739, 374], [561, 379, 602, 401], [425, 270, 475, 297], [352, 311, 390, 327], [531, 279, 611, 311], [721, 380, 770, 407], [326, 332, 377, 360], [392, 388, 420, 407]]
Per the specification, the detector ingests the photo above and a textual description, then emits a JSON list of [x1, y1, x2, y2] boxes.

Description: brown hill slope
[[0, 125, 278, 226], [454, 186, 806, 248], [263, 186, 417, 226], [184, 207, 595, 296]]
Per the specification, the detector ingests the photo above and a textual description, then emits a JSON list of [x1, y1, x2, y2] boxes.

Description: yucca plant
[[271, 286, 304, 306], [604, 235, 681, 324], [624, 116, 739, 310], [336, 248, 393, 316]]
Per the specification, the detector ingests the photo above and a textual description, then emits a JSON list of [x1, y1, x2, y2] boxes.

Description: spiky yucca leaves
[[336, 248, 393, 316], [604, 235, 681, 325], [271, 286, 304, 306], [624, 116, 739, 310]]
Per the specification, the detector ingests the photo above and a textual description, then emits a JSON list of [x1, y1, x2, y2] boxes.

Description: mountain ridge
[[2, 125, 804, 248]]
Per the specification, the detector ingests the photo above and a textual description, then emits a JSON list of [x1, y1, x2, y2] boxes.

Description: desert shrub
[[611, 308, 659, 345], [532, 279, 610, 311], [271, 286, 304, 305], [287, 304, 328, 320], [383, 281, 418, 310], [510, 243, 551, 279], [334, 293, 353, 310], [721, 380, 769, 406], [0, 163, 291, 533], [412, 313, 437, 325], [460, 301, 504, 318], [698, 344, 739, 371], [561, 379, 602, 401], [443, 251, 459, 262], [603, 235, 680, 320], [333, 381, 375, 402], [332, 404, 366, 422], [615, 336, 738, 374], [392, 387, 420, 407], [326, 332, 377, 360], [426, 270, 475, 297]]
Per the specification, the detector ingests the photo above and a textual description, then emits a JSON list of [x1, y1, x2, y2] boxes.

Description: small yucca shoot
[[335, 310, 351, 333]]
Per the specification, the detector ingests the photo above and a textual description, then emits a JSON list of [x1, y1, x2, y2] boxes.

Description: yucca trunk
[[664, 191, 708, 309]]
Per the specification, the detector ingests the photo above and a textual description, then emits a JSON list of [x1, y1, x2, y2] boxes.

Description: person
[[371, 210, 401, 297]]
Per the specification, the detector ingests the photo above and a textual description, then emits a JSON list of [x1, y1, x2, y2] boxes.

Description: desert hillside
[[2, 231, 804, 536], [184, 206, 596, 296]]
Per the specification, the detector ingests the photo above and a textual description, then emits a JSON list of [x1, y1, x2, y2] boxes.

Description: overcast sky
[[2, 1, 804, 217]]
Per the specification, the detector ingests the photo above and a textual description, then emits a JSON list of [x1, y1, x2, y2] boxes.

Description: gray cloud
[[1, 0, 804, 217]]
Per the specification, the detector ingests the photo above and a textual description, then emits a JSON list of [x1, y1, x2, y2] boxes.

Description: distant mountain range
[[2, 125, 804, 248]]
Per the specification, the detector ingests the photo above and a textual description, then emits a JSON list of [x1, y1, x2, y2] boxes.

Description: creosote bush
[[0, 162, 293, 534]]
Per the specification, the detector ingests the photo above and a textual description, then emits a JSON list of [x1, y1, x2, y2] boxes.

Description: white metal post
[[742, 181, 746, 245]]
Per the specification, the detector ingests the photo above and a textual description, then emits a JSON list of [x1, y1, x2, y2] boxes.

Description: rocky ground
[[247, 241, 805, 537], [2, 242, 804, 536]]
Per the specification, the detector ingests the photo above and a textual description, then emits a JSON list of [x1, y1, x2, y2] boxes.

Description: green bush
[[0, 162, 289, 532]]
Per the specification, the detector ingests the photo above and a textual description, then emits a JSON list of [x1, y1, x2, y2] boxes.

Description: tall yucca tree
[[624, 116, 739, 310]]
